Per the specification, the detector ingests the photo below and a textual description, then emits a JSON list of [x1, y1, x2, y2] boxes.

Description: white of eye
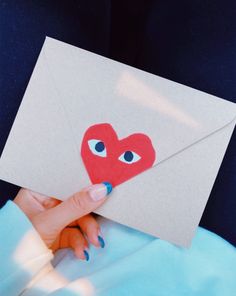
[[118, 151, 141, 164], [88, 139, 107, 157]]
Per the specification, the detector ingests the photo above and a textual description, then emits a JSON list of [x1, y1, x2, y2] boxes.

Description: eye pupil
[[124, 151, 134, 162], [95, 141, 105, 152]]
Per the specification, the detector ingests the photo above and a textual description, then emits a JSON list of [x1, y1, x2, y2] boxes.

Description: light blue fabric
[[0, 200, 37, 296], [0, 201, 236, 296], [51, 217, 236, 296]]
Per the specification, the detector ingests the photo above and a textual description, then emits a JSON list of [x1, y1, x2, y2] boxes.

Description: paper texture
[[0, 37, 235, 247]]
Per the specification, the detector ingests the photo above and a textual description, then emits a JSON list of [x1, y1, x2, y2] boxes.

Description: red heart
[[81, 123, 156, 187]]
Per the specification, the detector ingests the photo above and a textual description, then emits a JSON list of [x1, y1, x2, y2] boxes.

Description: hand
[[13, 183, 112, 261]]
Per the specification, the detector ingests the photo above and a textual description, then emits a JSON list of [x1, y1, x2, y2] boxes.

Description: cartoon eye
[[118, 150, 141, 164], [88, 139, 107, 157]]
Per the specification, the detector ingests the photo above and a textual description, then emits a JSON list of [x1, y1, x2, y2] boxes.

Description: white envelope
[[0, 37, 235, 247]]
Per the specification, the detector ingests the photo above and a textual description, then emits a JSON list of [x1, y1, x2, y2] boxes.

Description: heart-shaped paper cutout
[[81, 123, 156, 187]]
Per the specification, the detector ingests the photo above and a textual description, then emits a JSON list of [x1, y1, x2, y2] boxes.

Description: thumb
[[32, 182, 112, 244]]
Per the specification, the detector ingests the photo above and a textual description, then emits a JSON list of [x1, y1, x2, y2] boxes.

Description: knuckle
[[70, 192, 88, 212]]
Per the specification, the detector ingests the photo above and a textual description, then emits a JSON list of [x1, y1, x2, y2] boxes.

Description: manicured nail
[[102, 182, 113, 195], [87, 182, 113, 202], [83, 250, 89, 261], [98, 235, 105, 248]]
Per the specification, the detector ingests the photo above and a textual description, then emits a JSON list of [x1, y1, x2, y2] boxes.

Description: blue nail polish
[[83, 250, 89, 261], [98, 235, 105, 248], [102, 181, 113, 195]]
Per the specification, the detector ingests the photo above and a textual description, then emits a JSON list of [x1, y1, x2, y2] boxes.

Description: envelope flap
[[42, 37, 236, 167]]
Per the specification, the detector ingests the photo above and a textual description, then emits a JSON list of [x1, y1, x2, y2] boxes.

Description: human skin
[[13, 183, 112, 261]]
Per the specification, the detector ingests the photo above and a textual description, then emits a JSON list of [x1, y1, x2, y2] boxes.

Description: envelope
[[0, 37, 235, 247]]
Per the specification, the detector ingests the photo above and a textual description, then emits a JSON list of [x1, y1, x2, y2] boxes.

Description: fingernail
[[87, 182, 113, 202], [98, 235, 105, 248], [83, 250, 89, 261], [102, 182, 113, 195]]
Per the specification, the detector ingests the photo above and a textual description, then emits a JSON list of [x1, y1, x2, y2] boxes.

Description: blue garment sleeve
[[0, 201, 53, 296]]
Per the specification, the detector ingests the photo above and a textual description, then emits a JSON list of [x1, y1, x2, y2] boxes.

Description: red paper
[[81, 123, 156, 187]]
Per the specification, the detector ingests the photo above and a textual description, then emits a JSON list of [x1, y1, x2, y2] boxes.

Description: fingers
[[77, 214, 104, 248], [39, 183, 112, 234], [52, 228, 90, 261], [14, 189, 61, 220], [42, 198, 61, 209], [28, 190, 61, 209]]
